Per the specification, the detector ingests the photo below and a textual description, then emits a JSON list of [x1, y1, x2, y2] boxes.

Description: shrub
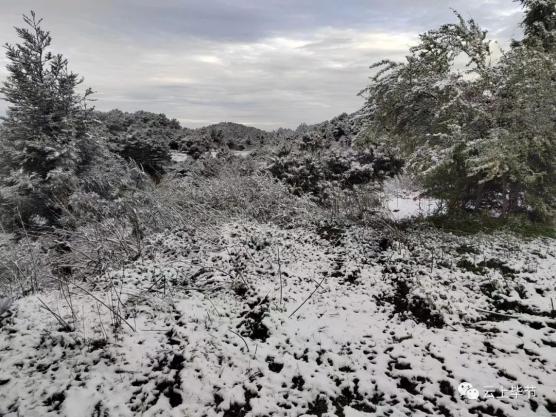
[[0, 235, 49, 297], [96, 110, 178, 180], [267, 148, 403, 205]]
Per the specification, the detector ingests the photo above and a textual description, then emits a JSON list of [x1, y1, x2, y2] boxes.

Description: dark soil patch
[[221, 388, 257, 417], [384, 277, 444, 328], [92, 401, 109, 417], [378, 238, 393, 252], [398, 376, 419, 395], [478, 258, 516, 277], [544, 399, 556, 412], [469, 404, 509, 417], [169, 353, 185, 370], [165, 328, 182, 346], [493, 299, 539, 316], [331, 379, 376, 417], [306, 395, 328, 417], [154, 379, 183, 408], [43, 391, 65, 411], [343, 269, 361, 285], [147, 350, 185, 410], [455, 244, 480, 255], [291, 375, 305, 391], [439, 380, 455, 400], [166, 387, 183, 408], [456, 259, 486, 275], [88, 339, 108, 352], [266, 356, 284, 373], [316, 223, 345, 247]]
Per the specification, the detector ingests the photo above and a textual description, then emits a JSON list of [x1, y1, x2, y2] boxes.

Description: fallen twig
[[277, 248, 283, 305], [288, 276, 326, 319], [475, 307, 519, 319], [229, 329, 250, 352], [37, 297, 73, 331]]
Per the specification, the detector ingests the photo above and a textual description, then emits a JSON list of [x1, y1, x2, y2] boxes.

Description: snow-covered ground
[[231, 150, 254, 158], [383, 177, 441, 221], [385, 193, 440, 221], [0, 232, 11, 249], [0, 222, 555, 416]]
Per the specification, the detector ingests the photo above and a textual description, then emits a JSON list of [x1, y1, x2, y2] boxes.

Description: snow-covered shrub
[[267, 148, 402, 207], [96, 110, 178, 181], [155, 170, 320, 227], [49, 215, 145, 282], [0, 236, 49, 297], [179, 122, 274, 156], [194, 152, 259, 178], [0, 297, 11, 316], [0, 167, 78, 230], [180, 135, 212, 159], [383, 275, 446, 328], [514, 0, 556, 53], [293, 112, 363, 147], [324, 184, 384, 224]]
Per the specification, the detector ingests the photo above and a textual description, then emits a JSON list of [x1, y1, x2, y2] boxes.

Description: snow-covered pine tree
[[0, 11, 93, 228]]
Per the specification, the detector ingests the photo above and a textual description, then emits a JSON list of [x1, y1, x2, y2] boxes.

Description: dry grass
[[1, 167, 321, 297], [155, 171, 321, 227]]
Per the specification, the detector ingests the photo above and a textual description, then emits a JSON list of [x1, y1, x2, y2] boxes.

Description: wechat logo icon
[[458, 382, 480, 400]]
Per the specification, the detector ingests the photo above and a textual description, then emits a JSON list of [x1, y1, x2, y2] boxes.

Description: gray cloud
[[0, 1, 524, 129]]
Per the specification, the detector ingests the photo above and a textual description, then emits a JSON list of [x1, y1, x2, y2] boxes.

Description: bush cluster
[[267, 148, 402, 203]]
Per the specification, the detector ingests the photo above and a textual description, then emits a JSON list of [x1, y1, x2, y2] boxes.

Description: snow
[[385, 193, 440, 220], [0, 232, 12, 248], [231, 150, 254, 158], [171, 152, 189, 162], [0, 221, 555, 416], [344, 406, 374, 416], [382, 177, 441, 220]]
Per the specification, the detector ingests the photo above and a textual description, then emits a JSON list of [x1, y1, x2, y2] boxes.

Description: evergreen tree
[[468, 38, 556, 219], [359, 12, 493, 209], [359, 9, 555, 221], [0, 11, 93, 227], [515, 0, 556, 52]]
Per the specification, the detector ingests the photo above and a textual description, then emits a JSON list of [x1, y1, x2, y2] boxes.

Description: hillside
[[188, 122, 276, 150]]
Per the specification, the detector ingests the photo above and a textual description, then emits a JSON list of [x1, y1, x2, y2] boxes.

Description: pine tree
[[0, 11, 93, 227]]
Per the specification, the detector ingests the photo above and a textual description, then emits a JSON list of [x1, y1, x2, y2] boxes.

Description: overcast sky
[[0, 1, 524, 129]]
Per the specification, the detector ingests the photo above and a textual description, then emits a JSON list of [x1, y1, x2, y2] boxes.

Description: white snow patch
[[171, 152, 189, 162]]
